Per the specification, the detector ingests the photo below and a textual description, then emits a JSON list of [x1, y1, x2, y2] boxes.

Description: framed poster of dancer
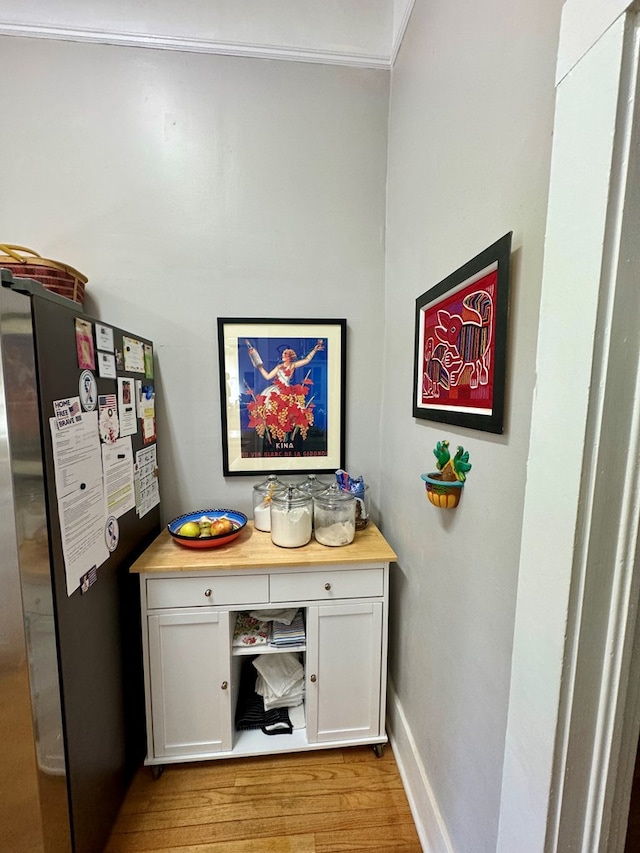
[[217, 317, 346, 476], [413, 232, 512, 434]]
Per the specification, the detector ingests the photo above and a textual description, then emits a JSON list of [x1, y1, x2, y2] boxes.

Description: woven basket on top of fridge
[[0, 244, 87, 305]]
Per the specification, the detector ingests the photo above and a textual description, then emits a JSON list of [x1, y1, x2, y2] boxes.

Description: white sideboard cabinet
[[130, 522, 397, 773]]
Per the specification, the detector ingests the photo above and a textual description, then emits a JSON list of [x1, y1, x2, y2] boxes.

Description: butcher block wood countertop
[[129, 521, 397, 574]]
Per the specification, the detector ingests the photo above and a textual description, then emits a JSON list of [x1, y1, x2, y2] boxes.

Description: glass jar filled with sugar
[[252, 474, 285, 532]]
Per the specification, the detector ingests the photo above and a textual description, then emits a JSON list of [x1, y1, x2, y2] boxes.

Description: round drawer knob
[[324, 582, 331, 591], [204, 589, 212, 597], [221, 681, 228, 690], [310, 674, 317, 683]]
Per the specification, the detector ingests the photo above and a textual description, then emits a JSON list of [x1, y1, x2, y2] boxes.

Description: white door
[[148, 610, 231, 758], [306, 602, 382, 744]]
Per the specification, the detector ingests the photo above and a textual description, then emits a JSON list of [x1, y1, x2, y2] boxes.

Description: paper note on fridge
[[138, 384, 156, 443], [98, 350, 117, 379], [117, 377, 137, 436], [58, 480, 109, 596], [49, 411, 103, 499], [123, 336, 145, 373], [101, 437, 136, 519], [95, 324, 114, 352], [134, 444, 160, 518]]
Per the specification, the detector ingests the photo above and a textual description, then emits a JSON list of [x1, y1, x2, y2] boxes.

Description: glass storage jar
[[252, 474, 285, 532], [297, 474, 331, 527], [297, 473, 331, 498], [354, 483, 370, 530], [313, 483, 356, 547], [270, 485, 313, 548]]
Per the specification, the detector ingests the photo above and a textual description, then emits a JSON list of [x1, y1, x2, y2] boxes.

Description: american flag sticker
[[98, 394, 117, 413]]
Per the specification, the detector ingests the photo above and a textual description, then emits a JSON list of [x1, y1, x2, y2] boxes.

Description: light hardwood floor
[[106, 745, 422, 852]]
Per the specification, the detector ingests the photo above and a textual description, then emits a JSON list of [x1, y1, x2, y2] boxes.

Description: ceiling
[[0, 0, 415, 68]]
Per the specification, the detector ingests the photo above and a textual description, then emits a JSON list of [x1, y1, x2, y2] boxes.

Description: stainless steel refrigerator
[[0, 270, 161, 852]]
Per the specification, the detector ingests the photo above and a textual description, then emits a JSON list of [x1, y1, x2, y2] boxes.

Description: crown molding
[[391, 0, 415, 66], [0, 22, 391, 69]]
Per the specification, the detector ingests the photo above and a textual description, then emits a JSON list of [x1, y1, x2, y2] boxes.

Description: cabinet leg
[[151, 764, 164, 780], [373, 744, 384, 758]]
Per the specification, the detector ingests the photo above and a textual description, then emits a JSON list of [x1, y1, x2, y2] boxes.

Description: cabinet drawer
[[146, 575, 269, 609], [270, 568, 383, 602]]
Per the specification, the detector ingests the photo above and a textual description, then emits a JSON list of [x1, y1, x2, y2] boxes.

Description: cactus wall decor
[[421, 439, 472, 508]]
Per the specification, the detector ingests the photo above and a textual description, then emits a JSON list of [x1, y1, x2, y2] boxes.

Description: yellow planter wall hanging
[[421, 440, 472, 509]]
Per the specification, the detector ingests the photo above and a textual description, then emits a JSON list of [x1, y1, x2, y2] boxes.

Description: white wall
[[0, 36, 389, 525], [383, 1, 563, 850]]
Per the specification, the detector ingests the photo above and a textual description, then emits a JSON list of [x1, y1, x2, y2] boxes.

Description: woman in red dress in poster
[[244, 339, 324, 445]]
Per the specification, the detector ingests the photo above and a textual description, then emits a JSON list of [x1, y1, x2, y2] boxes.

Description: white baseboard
[[387, 681, 454, 853]]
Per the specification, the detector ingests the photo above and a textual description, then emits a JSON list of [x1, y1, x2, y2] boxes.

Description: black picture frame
[[217, 317, 347, 476], [412, 232, 512, 434]]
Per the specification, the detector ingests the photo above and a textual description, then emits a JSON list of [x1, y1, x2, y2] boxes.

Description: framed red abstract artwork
[[413, 232, 512, 434]]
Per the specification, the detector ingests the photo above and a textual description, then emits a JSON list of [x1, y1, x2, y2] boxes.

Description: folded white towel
[[259, 683, 304, 710], [253, 652, 304, 698]]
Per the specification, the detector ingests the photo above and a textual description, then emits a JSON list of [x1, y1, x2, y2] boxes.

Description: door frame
[[497, 2, 640, 850]]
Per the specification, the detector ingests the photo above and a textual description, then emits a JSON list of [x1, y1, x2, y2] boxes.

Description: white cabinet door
[[148, 610, 231, 758], [306, 602, 383, 743]]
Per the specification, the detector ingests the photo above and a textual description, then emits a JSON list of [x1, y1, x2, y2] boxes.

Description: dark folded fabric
[[235, 658, 293, 735], [262, 714, 293, 735]]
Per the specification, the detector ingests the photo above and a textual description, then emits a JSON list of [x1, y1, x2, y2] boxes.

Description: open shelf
[[232, 643, 306, 656], [233, 725, 310, 755], [231, 608, 306, 657]]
